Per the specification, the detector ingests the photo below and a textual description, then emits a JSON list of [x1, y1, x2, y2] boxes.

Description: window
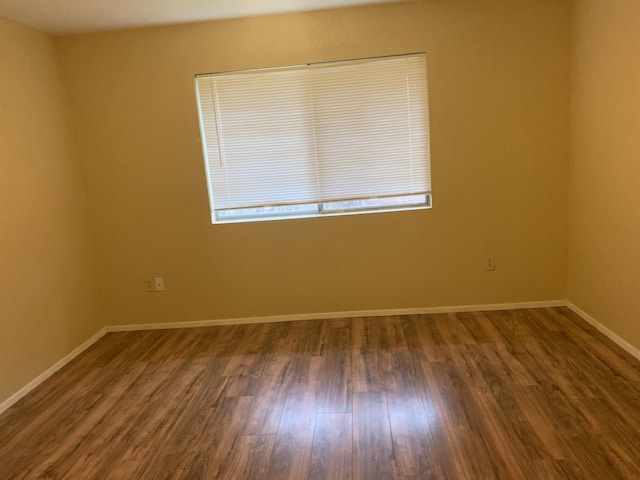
[[195, 53, 431, 224]]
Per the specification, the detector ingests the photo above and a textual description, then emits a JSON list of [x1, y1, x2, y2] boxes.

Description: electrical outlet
[[154, 277, 165, 291], [145, 278, 155, 292], [485, 256, 495, 271]]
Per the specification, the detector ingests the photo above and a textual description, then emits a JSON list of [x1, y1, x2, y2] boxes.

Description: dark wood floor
[[2, 307, 640, 479]]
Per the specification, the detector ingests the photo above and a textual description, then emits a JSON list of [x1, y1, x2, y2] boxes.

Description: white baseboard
[[566, 302, 640, 361], [0, 299, 585, 416], [0, 327, 108, 415], [106, 299, 566, 332]]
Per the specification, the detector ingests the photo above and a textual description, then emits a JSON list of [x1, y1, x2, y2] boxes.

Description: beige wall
[[0, 18, 99, 403], [8, 0, 640, 414], [568, 0, 640, 350], [56, 0, 570, 326]]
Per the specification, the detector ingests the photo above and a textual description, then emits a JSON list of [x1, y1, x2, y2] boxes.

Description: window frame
[[194, 53, 432, 224]]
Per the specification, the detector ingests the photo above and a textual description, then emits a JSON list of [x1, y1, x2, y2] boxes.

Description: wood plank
[[353, 391, 395, 480], [313, 322, 352, 413], [387, 391, 441, 478], [241, 375, 288, 436], [266, 383, 318, 480], [309, 413, 352, 480], [218, 434, 276, 480]]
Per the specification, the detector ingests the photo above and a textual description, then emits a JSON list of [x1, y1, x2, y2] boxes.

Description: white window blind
[[195, 53, 431, 223]]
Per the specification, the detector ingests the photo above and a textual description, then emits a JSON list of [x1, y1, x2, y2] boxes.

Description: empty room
[[1, 0, 640, 478]]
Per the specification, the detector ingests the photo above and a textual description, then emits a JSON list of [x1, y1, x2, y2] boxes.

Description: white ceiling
[[0, 0, 404, 35]]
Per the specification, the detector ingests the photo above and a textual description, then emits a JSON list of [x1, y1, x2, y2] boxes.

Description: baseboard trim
[[0, 299, 572, 415], [6, 300, 638, 419], [566, 302, 640, 361], [106, 300, 566, 333], [0, 327, 108, 415]]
